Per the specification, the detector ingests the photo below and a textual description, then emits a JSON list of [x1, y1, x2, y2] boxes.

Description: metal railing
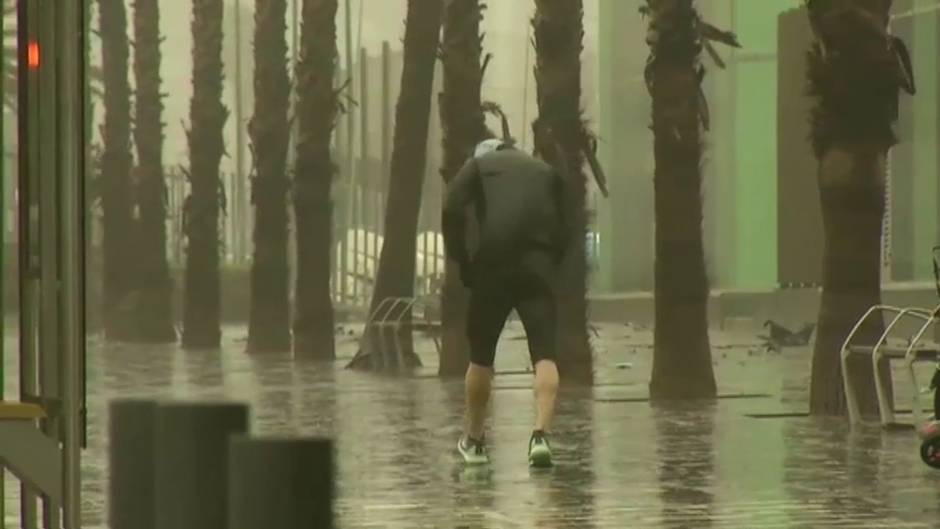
[[361, 296, 441, 370], [841, 304, 940, 427]]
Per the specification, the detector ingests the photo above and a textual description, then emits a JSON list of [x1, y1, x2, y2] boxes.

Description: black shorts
[[467, 266, 557, 368]]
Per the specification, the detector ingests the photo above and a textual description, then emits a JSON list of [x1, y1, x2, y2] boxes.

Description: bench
[[841, 304, 940, 427], [0, 401, 47, 421], [0, 400, 62, 504]]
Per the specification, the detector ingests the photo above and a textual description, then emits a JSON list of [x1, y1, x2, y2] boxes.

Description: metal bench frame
[[841, 303, 940, 426], [363, 296, 441, 369]]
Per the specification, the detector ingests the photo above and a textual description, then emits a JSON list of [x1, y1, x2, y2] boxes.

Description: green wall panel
[[912, 2, 939, 279], [730, 0, 802, 288]]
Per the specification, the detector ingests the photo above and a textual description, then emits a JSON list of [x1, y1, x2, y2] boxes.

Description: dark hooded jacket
[[442, 146, 571, 280]]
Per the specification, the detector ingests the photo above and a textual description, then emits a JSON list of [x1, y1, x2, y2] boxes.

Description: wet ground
[[4, 320, 940, 528]]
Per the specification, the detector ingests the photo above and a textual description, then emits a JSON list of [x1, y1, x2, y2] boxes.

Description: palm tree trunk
[[292, 0, 338, 359], [437, 0, 489, 377], [532, 0, 593, 384], [805, 0, 908, 415], [247, 0, 292, 353], [645, 0, 717, 399], [132, 0, 176, 343], [99, 0, 137, 342], [812, 143, 887, 415], [182, 0, 228, 349], [352, 0, 443, 371]]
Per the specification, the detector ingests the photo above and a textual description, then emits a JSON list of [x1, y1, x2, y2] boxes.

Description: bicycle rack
[[361, 296, 441, 370], [841, 246, 940, 427], [841, 304, 940, 426]]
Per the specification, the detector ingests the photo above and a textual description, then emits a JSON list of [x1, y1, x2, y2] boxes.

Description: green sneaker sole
[[528, 448, 553, 468]]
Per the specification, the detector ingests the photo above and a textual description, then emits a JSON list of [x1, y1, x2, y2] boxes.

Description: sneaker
[[457, 435, 489, 465], [528, 430, 553, 468]]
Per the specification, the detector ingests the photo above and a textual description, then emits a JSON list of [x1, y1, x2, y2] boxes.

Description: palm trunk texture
[[247, 0, 292, 353], [182, 0, 228, 349], [645, 0, 717, 399], [99, 0, 137, 341], [437, 0, 489, 377], [532, 0, 593, 383], [353, 0, 443, 371], [806, 0, 912, 415], [132, 0, 177, 343], [292, 0, 339, 359]]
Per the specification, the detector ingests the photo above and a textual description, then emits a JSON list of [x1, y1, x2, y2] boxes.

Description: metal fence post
[[153, 402, 249, 529], [109, 400, 158, 529], [228, 436, 333, 529]]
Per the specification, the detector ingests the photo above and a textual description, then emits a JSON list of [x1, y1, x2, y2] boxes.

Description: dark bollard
[[153, 402, 249, 529], [109, 400, 159, 529], [228, 436, 334, 529]]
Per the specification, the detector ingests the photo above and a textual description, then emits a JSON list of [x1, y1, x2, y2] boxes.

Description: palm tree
[[182, 0, 228, 349], [805, 0, 914, 415], [643, 0, 738, 399], [132, 0, 176, 343], [292, 0, 339, 359], [531, 0, 594, 383], [437, 0, 490, 377], [351, 0, 444, 370], [99, 0, 137, 342], [247, 0, 292, 353]]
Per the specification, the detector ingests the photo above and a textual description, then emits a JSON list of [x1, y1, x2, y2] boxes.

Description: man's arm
[[442, 158, 479, 267]]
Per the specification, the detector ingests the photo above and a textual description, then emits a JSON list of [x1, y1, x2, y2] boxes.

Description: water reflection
[[430, 378, 499, 528], [245, 353, 296, 435], [179, 346, 225, 396], [97, 341, 174, 399], [653, 400, 716, 528], [534, 388, 596, 529], [782, 419, 894, 526], [440, 374, 500, 509], [292, 358, 337, 436], [5, 323, 940, 527]]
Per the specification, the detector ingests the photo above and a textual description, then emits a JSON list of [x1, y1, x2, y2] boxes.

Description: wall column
[[596, 0, 652, 292]]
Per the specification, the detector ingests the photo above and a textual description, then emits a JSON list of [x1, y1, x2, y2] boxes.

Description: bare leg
[[464, 362, 494, 439], [533, 359, 559, 432]]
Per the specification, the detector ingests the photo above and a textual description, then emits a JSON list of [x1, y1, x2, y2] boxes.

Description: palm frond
[[804, 0, 907, 156], [480, 100, 513, 145], [581, 130, 608, 198], [890, 36, 915, 95]]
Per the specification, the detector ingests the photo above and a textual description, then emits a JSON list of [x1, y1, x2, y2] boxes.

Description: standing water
[[3, 321, 940, 528]]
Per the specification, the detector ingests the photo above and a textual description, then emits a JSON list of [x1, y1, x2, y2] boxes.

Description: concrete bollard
[[153, 402, 249, 529], [109, 400, 159, 529], [228, 436, 333, 529]]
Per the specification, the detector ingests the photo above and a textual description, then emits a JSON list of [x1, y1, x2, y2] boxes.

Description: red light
[[28, 41, 40, 69]]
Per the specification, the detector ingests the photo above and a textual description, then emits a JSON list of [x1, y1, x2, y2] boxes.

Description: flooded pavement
[[4, 321, 940, 528]]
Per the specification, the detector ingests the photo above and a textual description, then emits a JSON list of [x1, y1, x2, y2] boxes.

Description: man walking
[[442, 138, 570, 468]]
